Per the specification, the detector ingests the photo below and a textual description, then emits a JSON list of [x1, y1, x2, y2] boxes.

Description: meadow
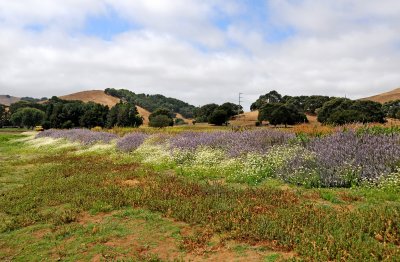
[[1, 125, 400, 261]]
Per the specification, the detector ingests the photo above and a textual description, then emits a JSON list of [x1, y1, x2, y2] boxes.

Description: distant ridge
[[361, 88, 400, 103], [0, 95, 21, 106]]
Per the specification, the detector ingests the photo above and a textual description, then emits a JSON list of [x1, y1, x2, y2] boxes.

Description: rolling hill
[[59, 90, 120, 108], [59, 90, 151, 125], [0, 95, 21, 106], [361, 87, 400, 103]]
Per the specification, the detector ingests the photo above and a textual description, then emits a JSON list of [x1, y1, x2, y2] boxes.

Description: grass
[[0, 133, 399, 261]]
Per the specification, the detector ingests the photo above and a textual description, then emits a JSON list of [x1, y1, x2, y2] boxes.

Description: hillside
[[0, 95, 21, 106], [60, 90, 151, 125], [60, 90, 120, 108], [105, 88, 196, 119], [361, 87, 400, 103]]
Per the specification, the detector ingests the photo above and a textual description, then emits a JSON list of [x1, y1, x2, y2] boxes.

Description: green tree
[[106, 102, 143, 128], [10, 108, 45, 128], [105, 88, 196, 118], [149, 108, 174, 119], [208, 109, 228, 126], [80, 102, 109, 128], [194, 104, 219, 123], [149, 115, 173, 128], [0, 105, 10, 127], [149, 108, 174, 127], [383, 100, 400, 119], [9, 100, 46, 114], [251, 90, 283, 111], [317, 98, 353, 123], [317, 98, 385, 124], [303, 96, 332, 114], [258, 103, 283, 122], [269, 104, 307, 127], [219, 102, 243, 118]]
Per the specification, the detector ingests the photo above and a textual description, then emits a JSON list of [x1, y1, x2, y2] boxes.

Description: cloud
[[0, 0, 400, 110]]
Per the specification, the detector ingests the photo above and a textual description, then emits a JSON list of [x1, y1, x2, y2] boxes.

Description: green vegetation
[[10, 107, 45, 128], [1, 132, 400, 260], [149, 108, 174, 128], [383, 99, 400, 119], [105, 88, 196, 118], [259, 103, 308, 126], [194, 102, 243, 124], [317, 98, 386, 124], [208, 109, 229, 126], [106, 101, 143, 128], [253, 90, 388, 125], [0, 104, 10, 127], [6, 96, 143, 129]]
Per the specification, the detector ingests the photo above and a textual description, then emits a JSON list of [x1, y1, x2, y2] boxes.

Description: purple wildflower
[[117, 132, 149, 152]]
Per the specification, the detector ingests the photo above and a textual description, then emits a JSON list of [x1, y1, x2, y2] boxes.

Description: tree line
[[1, 89, 399, 129], [0, 97, 143, 129], [193, 102, 243, 126], [105, 88, 196, 119], [253, 90, 398, 126]]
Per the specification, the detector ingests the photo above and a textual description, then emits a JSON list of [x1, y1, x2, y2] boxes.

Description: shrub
[[149, 115, 174, 128], [208, 109, 228, 126], [10, 107, 45, 128]]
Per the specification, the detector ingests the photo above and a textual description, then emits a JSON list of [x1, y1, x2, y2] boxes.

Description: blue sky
[[0, 0, 400, 110]]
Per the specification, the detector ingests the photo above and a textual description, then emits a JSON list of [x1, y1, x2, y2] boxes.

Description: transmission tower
[[238, 92, 243, 116]]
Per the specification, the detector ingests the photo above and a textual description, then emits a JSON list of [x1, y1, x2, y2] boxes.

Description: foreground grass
[[0, 133, 399, 261]]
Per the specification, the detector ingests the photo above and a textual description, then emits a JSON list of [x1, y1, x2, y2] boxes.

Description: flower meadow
[[36, 128, 400, 188], [36, 129, 118, 145]]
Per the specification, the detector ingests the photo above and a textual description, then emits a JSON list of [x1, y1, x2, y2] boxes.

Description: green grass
[[0, 127, 30, 133], [1, 133, 399, 261]]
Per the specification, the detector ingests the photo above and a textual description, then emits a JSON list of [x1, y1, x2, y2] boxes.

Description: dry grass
[[361, 87, 400, 103], [0, 95, 20, 106], [60, 90, 120, 108], [136, 105, 151, 125]]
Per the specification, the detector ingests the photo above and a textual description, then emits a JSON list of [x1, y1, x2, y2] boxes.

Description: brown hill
[[59, 90, 151, 125], [361, 87, 400, 103], [60, 90, 120, 108], [0, 95, 21, 106]]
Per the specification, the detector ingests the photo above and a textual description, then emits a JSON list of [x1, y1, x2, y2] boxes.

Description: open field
[[1, 127, 400, 261]]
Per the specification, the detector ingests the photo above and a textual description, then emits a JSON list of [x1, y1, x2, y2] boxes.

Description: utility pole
[[238, 92, 243, 116]]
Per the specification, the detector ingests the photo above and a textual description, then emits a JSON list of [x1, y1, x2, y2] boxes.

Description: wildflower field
[[1, 126, 400, 261]]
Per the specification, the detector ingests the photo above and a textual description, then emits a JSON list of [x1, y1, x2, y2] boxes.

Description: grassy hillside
[[361, 87, 400, 103], [59, 90, 120, 107], [0, 95, 20, 106], [59, 90, 151, 125]]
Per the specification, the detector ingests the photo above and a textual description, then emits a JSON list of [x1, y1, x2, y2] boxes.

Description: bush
[[208, 109, 228, 126], [174, 118, 186, 125], [10, 107, 45, 128], [149, 115, 173, 128]]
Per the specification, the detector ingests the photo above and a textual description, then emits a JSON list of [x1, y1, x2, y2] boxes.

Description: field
[[1, 125, 400, 261]]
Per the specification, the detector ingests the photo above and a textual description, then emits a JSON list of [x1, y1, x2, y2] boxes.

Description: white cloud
[[0, 0, 400, 110]]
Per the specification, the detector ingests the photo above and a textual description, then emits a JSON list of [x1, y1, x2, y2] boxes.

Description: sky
[[1, 0, 400, 110]]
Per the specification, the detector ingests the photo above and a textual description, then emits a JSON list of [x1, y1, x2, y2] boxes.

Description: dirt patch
[[77, 212, 115, 225], [32, 228, 51, 239], [121, 179, 141, 187]]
